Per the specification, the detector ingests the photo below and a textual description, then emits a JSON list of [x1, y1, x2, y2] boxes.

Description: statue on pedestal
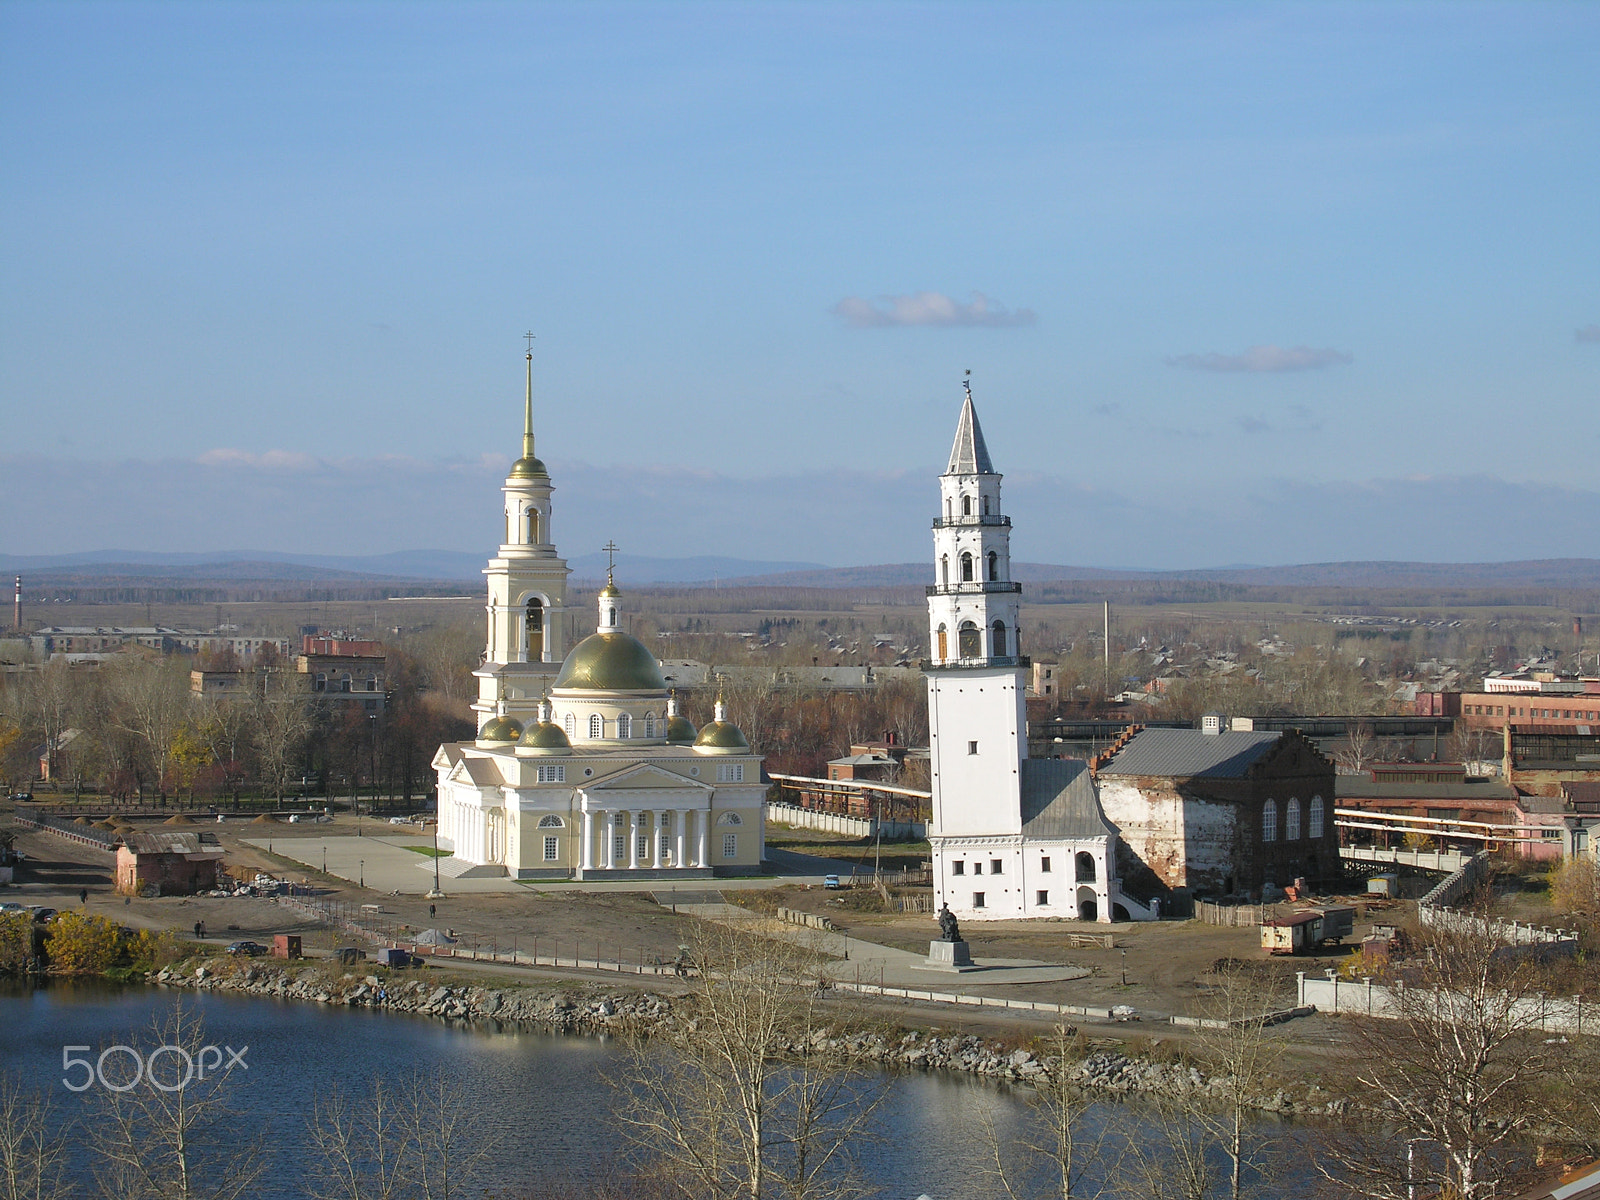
[[937, 903, 961, 944]]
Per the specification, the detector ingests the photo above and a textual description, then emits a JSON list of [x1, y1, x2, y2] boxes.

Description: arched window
[[936, 624, 948, 660], [617, 712, 632, 739], [992, 621, 1007, 657], [940, 556, 949, 586], [960, 553, 973, 582], [564, 712, 576, 737], [608, 607, 617, 626], [1308, 795, 1325, 839], [987, 550, 998, 581], [525, 597, 544, 661], [718, 812, 743, 826], [643, 712, 657, 738], [945, 498, 951, 519], [588, 713, 603, 739], [958, 621, 981, 658], [1262, 800, 1278, 843], [527, 507, 540, 544], [962, 495, 971, 516], [1075, 851, 1096, 882], [537, 814, 564, 828], [1286, 798, 1301, 841], [982, 494, 990, 515]]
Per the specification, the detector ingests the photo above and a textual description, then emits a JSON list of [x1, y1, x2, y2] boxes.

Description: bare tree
[[105, 657, 192, 799], [1316, 918, 1558, 1199], [251, 667, 311, 801], [1335, 721, 1377, 776], [613, 922, 883, 1200], [87, 1003, 266, 1200], [0, 1072, 70, 1200]]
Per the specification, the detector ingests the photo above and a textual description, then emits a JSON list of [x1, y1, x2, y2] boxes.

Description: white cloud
[[832, 291, 1036, 328], [1165, 345, 1354, 372], [197, 448, 319, 470], [1576, 325, 1600, 344]]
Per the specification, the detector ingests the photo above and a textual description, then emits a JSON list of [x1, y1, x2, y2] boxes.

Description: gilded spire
[[508, 334, 548, 480]]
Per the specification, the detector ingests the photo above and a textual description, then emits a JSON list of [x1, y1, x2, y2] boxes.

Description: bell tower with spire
[[475, 340, 571, 729], [924, 376, 1030, 866]]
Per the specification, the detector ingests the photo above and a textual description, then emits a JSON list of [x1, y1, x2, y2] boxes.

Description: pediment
[[584, 763, 712, 792]]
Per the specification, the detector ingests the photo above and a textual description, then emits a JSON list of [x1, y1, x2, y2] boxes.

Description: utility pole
[[1103, 600, 1111, 698]]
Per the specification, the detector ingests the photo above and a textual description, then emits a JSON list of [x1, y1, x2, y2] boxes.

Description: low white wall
[[765, 802, 925, 840], [1298, 972, 1590, 1034]]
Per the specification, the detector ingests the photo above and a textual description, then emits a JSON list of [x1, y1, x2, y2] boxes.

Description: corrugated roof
[[1335, 778, 1518, 803], [1098, 727, 1282, 779], [122, 831, 223, 857], [1020, 758, 1114, 839]]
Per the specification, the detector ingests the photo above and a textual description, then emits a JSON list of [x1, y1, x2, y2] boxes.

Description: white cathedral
[[925, 383, 1155, 923], [431, 353, 766, 879]]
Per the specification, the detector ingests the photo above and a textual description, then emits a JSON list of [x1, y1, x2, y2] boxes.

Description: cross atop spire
[[945, 372, 994, 475], [522, 334, 537, 461]]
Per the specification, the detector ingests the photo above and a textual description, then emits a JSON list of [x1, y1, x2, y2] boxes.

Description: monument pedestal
[[924, 939, 976, 971]]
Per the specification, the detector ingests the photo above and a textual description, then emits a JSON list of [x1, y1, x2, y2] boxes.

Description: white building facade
[[924, 383, 1152, 923]]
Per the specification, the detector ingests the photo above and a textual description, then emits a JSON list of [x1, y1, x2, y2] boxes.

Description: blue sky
[[2, 1, 1596, 569]]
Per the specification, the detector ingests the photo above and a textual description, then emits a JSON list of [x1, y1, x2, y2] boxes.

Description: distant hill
[[4, 551, 1596, 592]]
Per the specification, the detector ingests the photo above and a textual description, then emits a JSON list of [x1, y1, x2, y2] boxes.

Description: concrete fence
[[12, 806, 118, 851], [765, 802, 925, 841], [1298, 971, 1590, 1035], [777, 906, 839, 932], [1419, 906, 1577, 945]]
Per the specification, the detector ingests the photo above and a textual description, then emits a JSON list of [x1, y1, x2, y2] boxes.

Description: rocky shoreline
[[152, 957, 1344, 1117]]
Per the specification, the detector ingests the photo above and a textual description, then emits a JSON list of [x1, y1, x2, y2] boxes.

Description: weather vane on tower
[[525, 330, 537, 358], [964, 369, 972, 399]]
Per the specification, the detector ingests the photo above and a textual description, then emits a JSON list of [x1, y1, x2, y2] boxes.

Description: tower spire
[[523, 332, 537, 462], [946, 371, 994, 475]]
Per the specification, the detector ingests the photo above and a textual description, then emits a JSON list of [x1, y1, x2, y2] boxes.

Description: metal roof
[[1335, 778, 1518, 803], [1019, 759, 1114, 839], [1098, 727, 1283, 779], [945, 392, 994, 475]]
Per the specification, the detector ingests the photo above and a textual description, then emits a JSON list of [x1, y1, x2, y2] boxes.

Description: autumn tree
[[44, 912, 119, 975]]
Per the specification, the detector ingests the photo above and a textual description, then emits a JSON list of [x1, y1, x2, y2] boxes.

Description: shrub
[[44, 911, 120, 975]]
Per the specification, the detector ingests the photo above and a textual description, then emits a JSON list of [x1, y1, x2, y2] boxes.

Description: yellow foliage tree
[[0, 912, 33, 973], [45, 911, 120, 975], [168, 722, 215, 800]]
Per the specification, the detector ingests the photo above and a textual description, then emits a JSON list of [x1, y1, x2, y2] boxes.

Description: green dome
[[553, 632, 668, 692], [519, 721, 571, 754], [508, 455, 548, 480], [479, 715, 524, 743], [666, 714, 698, 744], [693, 720, 750, 754]]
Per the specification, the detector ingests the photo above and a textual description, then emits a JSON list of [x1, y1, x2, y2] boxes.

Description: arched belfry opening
[[527, 507, 540, 544], [936, 623, 948, 660], [960, 553, 974, 582], [987, 550, 998, 581], [992, 620, 1007, 657], [525, 597, 544, 661], [958, 621, 981, 659]]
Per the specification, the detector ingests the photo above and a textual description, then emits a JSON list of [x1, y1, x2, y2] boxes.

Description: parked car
[[28, 907, 57, 923], [0, 902, 26, 915], [226, 940, 267, 957], [822, 874, 842, 889]]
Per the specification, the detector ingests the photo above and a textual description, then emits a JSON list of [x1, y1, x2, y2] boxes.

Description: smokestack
[[12, 576, 18, 632]]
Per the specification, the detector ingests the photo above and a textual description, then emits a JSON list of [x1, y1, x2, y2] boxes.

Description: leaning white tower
[[925, 377, 1029, 874], [473, 348, 572, 729]]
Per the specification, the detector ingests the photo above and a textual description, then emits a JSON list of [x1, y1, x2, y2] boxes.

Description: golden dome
[[553, 632, 668, 692], [478, 715, 524, 743], [666, 714, 698, 744], [508, 455, 548, 480], [693, 720, 750, 754], [519, 721, 571, 754]]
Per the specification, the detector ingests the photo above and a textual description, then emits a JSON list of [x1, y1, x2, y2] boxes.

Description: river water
[[0, 983, 1076, 1200]]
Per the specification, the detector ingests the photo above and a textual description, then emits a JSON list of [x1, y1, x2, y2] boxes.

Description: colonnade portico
[[579, 804, 712, 873]]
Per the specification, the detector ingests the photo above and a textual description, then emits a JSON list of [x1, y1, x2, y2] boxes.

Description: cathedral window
[[525, 597, 544, 661], [1286, 798, 1301, 841], [717, 763, 744, 782], [527, 507, 540, 543], [564, 713, 576, 738], [982, 494, 990, 515], [992, 621, 1007, 657], [1262, 800, 1278, 843], [718, 812, 743, 825], [723, 833, 738, 859], [589, 713, 603, 739], [608, 607, 617, 626], [660, 832, 671, 860], [960, 553, 973, 582], [642, 712, 657, 737], [962, 495, 971, 516], [936, 625, 948, 659], [1309, 796, 1325, 839], [544, 837, 559, 861], [614, 834, 627, 861], [940, 556, 949, 586], [617, 713, 632, 739], [1075, 851, 1096, 882], [987, 551, 998, 582], [536, 768, 566, 784], [637, 835, 649, 860]]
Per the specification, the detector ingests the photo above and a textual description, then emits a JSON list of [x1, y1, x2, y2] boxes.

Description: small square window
[[1037, 890, 1049, 906], [952, 860, 965, 876], [967, 741, 979, 755], [543, 836, 558, 861], [973, 892, 985, 909], [1040, 856, 1051, 873], [973, 861, 983, 876], [990, 859, 1003, 874]]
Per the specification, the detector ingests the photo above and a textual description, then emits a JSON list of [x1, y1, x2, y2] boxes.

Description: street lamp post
[[427, 814, 445, 900], [366, 712, 378, 831], [359, 859, 364, 889]]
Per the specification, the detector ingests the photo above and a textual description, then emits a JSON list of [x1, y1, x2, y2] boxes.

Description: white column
[[581, 809, 594, 871], [697, 811, 709, 868], [628, 811, 639, 869], [675, 810, 687, 870], [602, 811, 614, 869], [647, 811, 660, 867]]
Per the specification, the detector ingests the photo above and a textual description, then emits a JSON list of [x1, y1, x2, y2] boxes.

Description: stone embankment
[[152, 958, 1340, 1116]]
